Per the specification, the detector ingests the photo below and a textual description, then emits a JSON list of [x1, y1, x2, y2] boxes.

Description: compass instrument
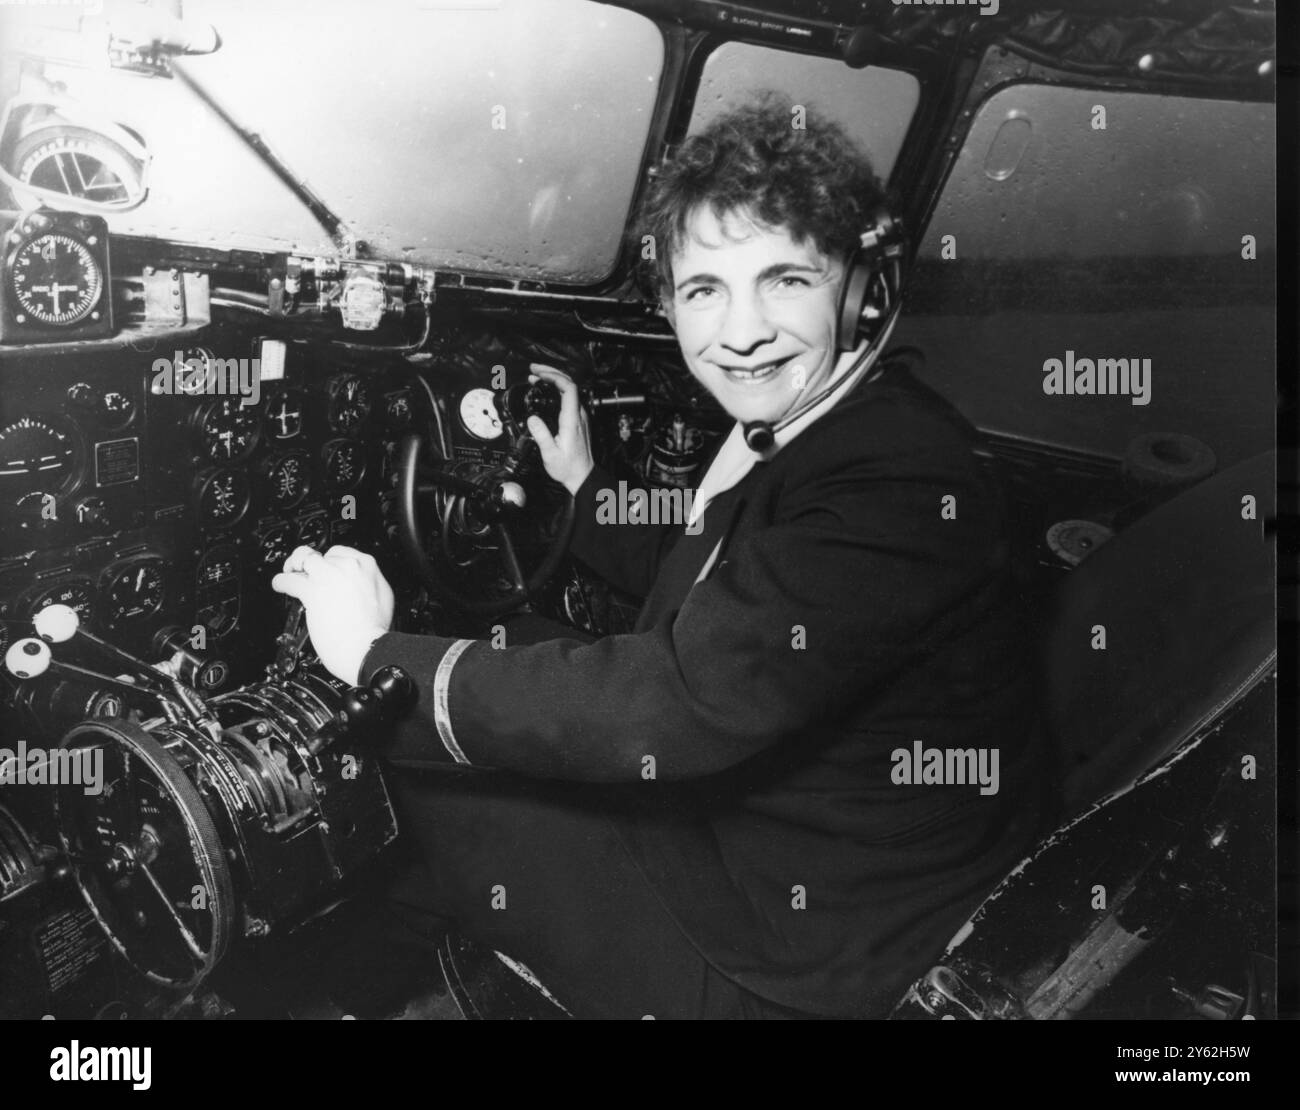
[[1, 209, 112, 342]]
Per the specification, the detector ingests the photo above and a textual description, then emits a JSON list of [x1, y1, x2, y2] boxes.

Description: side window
[[899, 85, 1275, 468]]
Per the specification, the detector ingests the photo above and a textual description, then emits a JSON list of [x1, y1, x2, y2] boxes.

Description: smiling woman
[[259, 98, 1052, 1019]]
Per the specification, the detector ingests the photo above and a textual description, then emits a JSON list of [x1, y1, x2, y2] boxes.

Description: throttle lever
[[272, 598, 312, 679]]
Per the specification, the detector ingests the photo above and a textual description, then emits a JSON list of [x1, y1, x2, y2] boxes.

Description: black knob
[[342, 687, 378, 724], [369, 665, 415, 717]]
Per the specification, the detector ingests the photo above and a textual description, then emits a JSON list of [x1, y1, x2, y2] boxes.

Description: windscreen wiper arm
[[172, 60, 356, 255]]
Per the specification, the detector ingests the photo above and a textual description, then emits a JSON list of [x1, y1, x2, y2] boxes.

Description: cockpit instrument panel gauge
[[327, 375, 371, 435], [195, 398, 260, 464], [103, 558, 167, 625], [0, 415, 79, 498], [258, 521, 294, 569], [265, 451, 310, 510], [322, 439, 366, 492], [266, 390, 307, 442], [296, 513, 328, 550], [195, 467, 250, 530], [23, 577, 95, 627], [0, 210, 112, 342], [459, 388, 504, 441]]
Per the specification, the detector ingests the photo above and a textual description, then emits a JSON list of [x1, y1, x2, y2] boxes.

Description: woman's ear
[[659, 291, 677, 329]]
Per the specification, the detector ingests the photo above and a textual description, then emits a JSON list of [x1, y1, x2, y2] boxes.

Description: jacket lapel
[[636, 476, 757, 630]]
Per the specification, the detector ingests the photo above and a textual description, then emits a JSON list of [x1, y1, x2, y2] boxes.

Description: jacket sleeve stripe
[[434, 638, 477, 764]]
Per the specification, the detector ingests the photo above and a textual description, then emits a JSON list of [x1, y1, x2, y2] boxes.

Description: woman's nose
[[716, 291, 777, 354]]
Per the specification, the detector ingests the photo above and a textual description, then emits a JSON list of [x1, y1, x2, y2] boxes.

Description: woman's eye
[[683, 286, 717, 302], [774, 275, 810, 290]]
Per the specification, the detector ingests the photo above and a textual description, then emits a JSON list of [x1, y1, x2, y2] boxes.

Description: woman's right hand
[[526, 363, 595, 496]]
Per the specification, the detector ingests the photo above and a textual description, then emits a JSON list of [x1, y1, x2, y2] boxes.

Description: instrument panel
[[0, 325, 424, 731]]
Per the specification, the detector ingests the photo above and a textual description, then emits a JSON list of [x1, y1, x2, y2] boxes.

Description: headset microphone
[[742, 420, 776, 453], [741, 207, 906, 454], [741, 372, 845, 452]]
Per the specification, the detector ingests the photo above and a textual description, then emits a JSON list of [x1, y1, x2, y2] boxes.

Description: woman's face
[[665, 206, 846, 427]]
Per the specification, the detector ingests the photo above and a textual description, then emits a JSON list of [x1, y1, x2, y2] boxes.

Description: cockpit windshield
[[3, 0, 667, 280], [0, 0, 919, 285]]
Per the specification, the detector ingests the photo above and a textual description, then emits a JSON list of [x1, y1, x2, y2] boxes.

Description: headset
[[742, 207, 908, 453]]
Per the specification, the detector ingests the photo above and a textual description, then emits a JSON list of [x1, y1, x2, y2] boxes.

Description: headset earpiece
[[836, 249, 875, 352], [836, 208, 905, 352]]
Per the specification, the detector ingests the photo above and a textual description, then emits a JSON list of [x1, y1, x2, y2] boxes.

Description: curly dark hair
[[634, 93, 886, 299]]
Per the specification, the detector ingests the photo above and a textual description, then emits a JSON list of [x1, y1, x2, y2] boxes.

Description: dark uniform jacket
[[361, 359, 1051, 1016]]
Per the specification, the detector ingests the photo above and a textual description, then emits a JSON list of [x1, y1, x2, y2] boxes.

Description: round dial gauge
[[25, 578, 95, 626], [323, 439, 366, 491], [296, 514, 328, 549], [0, 415, 79, 497], [258, 522, 293, 568], [198, 399, 260, 463], [265, 390, 306, 442], [100, 391, 135, 429], [266, 451, 310, 510], [104, 559, 166, 624], [9, 233, 103, 326], [196, 468, 250, 529], [327, 375, 371, 435], [459, 388, 503, 441]]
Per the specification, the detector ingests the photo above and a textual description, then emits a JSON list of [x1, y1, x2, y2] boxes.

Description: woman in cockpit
[[272, 96, 1051, 1019]]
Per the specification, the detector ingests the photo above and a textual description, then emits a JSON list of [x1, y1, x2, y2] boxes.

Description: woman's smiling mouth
[[717, 355, 801, 383]]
